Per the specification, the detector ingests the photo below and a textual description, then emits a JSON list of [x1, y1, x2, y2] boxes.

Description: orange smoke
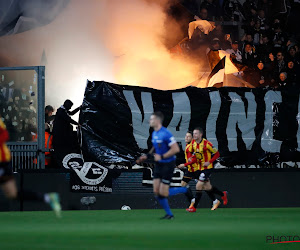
[[0, 0, 201, 112], [100, 0, 200, 90]]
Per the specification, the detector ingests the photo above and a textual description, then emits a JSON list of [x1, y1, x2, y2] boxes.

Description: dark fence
[[1, 169, 299, 212]]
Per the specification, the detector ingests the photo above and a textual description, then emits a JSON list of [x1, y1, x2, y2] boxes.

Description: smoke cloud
[[0, 0, 200, 112], [99, 0, 199, 89]]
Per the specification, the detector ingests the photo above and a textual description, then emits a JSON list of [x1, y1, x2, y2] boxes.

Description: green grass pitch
[[0, 208, 299, 250]]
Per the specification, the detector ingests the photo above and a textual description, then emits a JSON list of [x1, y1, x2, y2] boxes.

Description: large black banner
[[79, 81, 300, 169]]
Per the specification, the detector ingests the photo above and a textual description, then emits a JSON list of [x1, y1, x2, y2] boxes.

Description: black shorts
[[0, 162, 14, 185], [153, 161, 175, 185], [199, 169, 213, 182], [182, 170, 201, 183]]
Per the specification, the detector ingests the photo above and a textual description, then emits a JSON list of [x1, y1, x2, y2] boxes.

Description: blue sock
[[169, 187, 188, 196], [157, 196, 173, 216]]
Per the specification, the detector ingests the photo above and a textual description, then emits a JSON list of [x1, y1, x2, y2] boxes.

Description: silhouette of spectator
[[52, 100, 81, 167]]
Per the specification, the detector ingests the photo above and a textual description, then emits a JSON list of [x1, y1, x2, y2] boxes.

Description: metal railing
[[7, 142, 38, 172]]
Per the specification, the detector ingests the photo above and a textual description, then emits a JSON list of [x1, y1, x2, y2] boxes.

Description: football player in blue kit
[[136, 111, 188, 219]]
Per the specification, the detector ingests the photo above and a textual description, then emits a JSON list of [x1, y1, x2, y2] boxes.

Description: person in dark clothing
[[271, 23, 287, 52], [286, 61, 298, 84], [278, 72, 289, 87], [253, 61, 272, 87], [45, 105, 54, 120], [200, 0, 217, 20], [252, 20, 265, 46], [242, 43, 258, 84], [223, 0, 245, 21], [257, 0, 272, 20], [286, 46, 300, 64], [293, 60, 300, 84], [199, 7, 209, 20], [256, 35, 272, 63], [52, 100, 81, 167], [256, 9, 268, 31], [240, 33, 255, 52], [45, 105, 55, 129], [242, 43, 258, 69], [270, 51, 287, 83], [53, 100, 80, 141]]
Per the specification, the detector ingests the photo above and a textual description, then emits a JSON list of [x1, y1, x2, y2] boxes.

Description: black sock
[[194, 190, 202, 208], [17, 190, 44, 202], [184, 186, 194, 203], [211, 186, 224, 197], [205, 190, 216, 201]]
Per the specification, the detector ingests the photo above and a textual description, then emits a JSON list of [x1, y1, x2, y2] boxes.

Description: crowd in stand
[[174, 0, 300, 87], [0, 74, 37, 141]]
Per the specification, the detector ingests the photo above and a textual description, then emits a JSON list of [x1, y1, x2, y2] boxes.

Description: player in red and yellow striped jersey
[[186, 127, 228, 212], [177, 132, 199, 208], [0, 118, 61, 217]]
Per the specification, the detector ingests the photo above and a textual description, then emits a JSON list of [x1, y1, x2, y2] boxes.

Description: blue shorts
[[153, 161, 175, 185]]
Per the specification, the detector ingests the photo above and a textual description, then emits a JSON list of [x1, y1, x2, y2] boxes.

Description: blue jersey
[[151, 126, 177, 163]]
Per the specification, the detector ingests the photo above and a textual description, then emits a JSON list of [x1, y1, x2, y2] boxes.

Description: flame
[[0, 0, 203, 113], [100, 0, 200, 90]]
